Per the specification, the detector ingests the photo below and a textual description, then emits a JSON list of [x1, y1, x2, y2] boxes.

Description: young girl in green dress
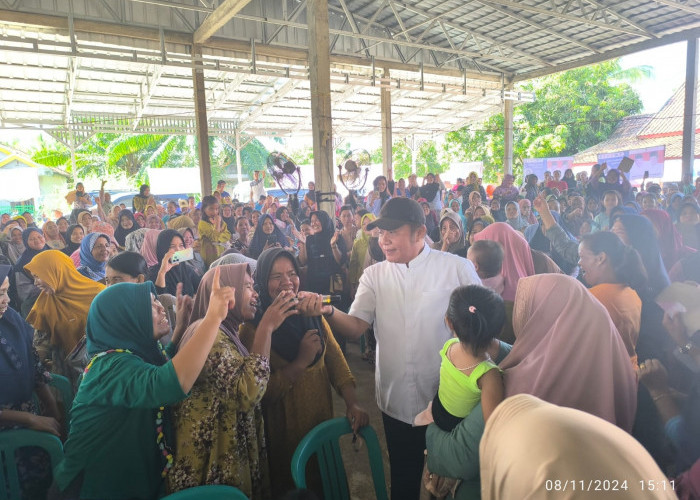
[[415, 285, 506, 430]]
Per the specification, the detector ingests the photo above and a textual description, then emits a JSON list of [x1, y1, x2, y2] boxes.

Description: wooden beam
[[193, 0, 254, 45], [192, 44, 212, 195], [513, 27, 700, 82], [307, 0, 334, 217], [381, 69, 393, 180], [682, 38, 698, 179]]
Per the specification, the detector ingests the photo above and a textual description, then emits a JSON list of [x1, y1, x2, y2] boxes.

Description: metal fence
[[0, 204, 35, 217]]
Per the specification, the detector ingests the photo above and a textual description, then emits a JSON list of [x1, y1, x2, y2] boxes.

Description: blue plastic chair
[[161, 485, 249, 499], [291, 417, 388, 500], [0, 429, 64, 500]]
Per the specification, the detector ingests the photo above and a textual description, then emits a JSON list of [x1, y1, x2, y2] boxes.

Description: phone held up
[[171, 247, 194, 264]]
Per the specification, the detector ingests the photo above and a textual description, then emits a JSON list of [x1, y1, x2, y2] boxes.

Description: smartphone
[[644, 170, 649, 177], [171, 247, 194, 264], [267, 235, 277, 246]]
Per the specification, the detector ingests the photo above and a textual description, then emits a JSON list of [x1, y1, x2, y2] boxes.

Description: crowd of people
[[1, 166, 700, 500]]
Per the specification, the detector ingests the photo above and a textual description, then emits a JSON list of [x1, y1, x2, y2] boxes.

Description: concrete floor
[[331, 340, 392, 500]]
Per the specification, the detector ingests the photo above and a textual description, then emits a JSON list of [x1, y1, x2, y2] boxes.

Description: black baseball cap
[[367, 197, 426, 231]]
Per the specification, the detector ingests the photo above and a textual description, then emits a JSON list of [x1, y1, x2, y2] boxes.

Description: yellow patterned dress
[[168, 330, 271, 499], [239, 317, 355, 498]]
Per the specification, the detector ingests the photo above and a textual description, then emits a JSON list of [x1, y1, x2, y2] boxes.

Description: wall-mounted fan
[[266, 151, 302, 195], [337, 149, 370, 192]]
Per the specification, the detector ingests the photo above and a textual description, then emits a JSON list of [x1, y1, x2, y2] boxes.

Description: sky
[[619, 41, 687, 114]]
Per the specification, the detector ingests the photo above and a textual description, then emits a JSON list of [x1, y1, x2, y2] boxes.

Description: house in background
[[0, 144, 71, 216], [574, 82, 700, 183]]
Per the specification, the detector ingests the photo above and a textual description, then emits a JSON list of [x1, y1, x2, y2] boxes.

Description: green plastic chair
[[0, 429, 64, 500], [32, 373, 74, 432], [291, 417, 388, 500], [161, 485, 249, 499]]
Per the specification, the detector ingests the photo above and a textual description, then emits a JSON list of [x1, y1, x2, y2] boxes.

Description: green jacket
[[425, 341, 512, 500]]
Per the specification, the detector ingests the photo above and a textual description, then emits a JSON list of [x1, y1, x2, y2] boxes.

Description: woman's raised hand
[[260, 290, 299, 331], [159, 248, 179, 275], [206, 267, 236, 323]]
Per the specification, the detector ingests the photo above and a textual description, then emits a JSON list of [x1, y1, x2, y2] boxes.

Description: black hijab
[[253, 248, 323, 364], [616, 215, 670, 298], [248, 214, 288, 259], [62, 224, 83, 256], [114, 209, 139, 247], [147, 229, 201, 297], [14, 228, 49, 277]]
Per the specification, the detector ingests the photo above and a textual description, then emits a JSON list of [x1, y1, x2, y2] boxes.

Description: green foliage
[[444, 59, 644, 183], [392, 140, 413, 179], [30, 133, 270, 191]]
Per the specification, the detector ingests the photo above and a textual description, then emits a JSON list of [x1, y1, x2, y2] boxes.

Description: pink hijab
[[473, 222, 535, 301], [91, 220, 115, 238], [500, 274, 637, 431], [140, 229, 161, 267]]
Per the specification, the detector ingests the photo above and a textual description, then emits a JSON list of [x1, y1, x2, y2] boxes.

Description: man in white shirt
[[299, 197, 481, 500], [250, 170, 266, 202]]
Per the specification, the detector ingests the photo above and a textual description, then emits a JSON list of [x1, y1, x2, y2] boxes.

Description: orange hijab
[[25, 250, 105, 353]]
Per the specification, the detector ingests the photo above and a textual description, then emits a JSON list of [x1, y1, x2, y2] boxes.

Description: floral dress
[[168, 330, 271, 499]]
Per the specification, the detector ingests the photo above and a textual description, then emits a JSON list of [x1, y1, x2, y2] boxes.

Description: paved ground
[[331, 340, 392, 500]]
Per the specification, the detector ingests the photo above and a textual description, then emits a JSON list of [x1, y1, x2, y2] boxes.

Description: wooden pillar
[[192, 44, 212, 196], [682, 37, 698, 180], [307, 0, 334, 217], [411, 135, 417, 174], [235, 128, 243, 185], [503, 92, 514, 176], [381, 69, 393, 179]]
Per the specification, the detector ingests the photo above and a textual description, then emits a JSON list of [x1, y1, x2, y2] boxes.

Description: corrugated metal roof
[[0, 0, 698, 140], [638, 82, 700, 138]]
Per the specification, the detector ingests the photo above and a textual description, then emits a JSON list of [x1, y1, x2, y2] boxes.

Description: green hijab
[[87, 281, 166, 366]]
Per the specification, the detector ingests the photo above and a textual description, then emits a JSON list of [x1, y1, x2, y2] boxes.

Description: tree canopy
[[443, 59, 646, 182]]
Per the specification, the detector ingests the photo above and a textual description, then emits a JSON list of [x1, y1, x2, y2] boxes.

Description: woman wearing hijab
[[49, 271, 234, 500], [77, 232, 111, 282], [6, 226, 25, 265], [667, 192, 685, 223], [348, 213, 384, 296], [13, 228, 50, 316], [220, 203, 237, 235], [448, 198, 469, 232], [248, 213, 289, 259], [518, 198, 537, 225], [178, 227, 206, 276], [148, 229, 201, 297], [479, 395, 674, 500], [502, 274, 637, 430], [169, 264, 295, 498], [42, 221, 65, 250], [239, 248, 368, 497], [641, 208, 696, 271], [676, 202, 700, 251], [61, 225, 84, 257], [298, 210, 348, 296], [132, 184, 151, 213], [114, 209, 139, 248], [503, 201, 529, 232], [24, 250, 104, 385], [368, 175, 392, 216], [139, 229, 161, 268], [56, 216, 69, 240], [419, 173, 443, 212], [492, 174, 519, 204], [433, 210, 467, 257], [420, 200, 439, 241]]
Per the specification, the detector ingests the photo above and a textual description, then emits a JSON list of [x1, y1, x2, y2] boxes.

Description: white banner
[[0, 167, 40, 201], [146, 168, 202, 195]]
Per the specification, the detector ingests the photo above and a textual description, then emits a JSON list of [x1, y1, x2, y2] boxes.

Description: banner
[[0, 167, 40, 201], [597, 145, 665, 182], [523, 157, 574, 180]]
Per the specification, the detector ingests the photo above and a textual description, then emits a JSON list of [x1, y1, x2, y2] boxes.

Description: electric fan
[[337, 149, 370, 192], [266, 151, 302, 195]]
